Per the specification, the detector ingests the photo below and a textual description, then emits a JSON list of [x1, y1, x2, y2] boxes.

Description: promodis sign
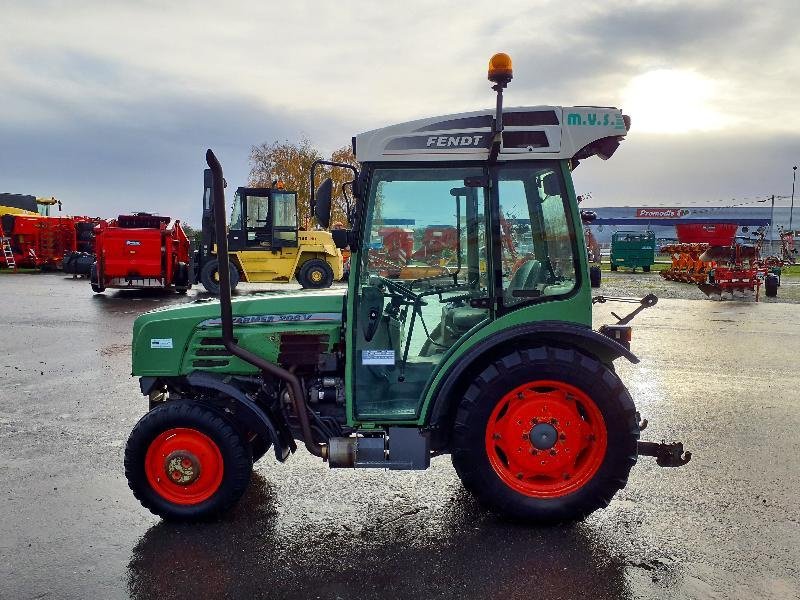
[[636, 208, 691, 219]]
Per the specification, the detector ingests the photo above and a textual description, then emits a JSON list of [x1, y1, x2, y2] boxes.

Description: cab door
[[350, 165, 491, 422], [270, 191, 299, 248]]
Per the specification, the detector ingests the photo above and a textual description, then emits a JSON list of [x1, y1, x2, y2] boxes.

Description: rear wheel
[[90, 262, 105, 293], [200, 258, 240, 295], [765, 274, 778, 297], [589, 265, 601, 288], [174, 261, 190, 294], [124, 400, 252, 521], [451, 347, 639, 523], [610, 264, 618, 272], [297, 258, 334, 289], [643, 265, 651, 273]]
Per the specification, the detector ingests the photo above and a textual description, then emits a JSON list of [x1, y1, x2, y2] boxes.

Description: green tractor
[[124, 54, 690, 523]]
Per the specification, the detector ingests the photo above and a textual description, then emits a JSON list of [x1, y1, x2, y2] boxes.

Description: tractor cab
[[228, 186, 299, 252], [308, 63, 632, 423]]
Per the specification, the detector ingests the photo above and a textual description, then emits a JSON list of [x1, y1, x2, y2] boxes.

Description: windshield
[[362, 166, 487, 290]]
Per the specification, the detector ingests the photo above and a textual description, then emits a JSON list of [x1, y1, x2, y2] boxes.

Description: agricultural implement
[[195, 178, 343, 293], [660, 223, 739, 283], [124, 54, 690, 524], [0, 195, 100, 271], [90, 213, 192, 293]]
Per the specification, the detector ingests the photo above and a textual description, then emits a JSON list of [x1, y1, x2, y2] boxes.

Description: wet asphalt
[[0, 272, 798, 600]]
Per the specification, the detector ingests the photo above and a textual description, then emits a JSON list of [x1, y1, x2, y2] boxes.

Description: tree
[[248, 139, 361, 230], [328, 145, 359, 228], [248, 137, 322, 229]]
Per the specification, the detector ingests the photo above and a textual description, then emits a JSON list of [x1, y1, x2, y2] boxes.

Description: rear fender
[[181, 371, 292, 461], [427, 321, 638, 449]]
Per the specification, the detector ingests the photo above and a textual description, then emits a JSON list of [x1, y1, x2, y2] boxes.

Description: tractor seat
[[506, 259, 542, 301]]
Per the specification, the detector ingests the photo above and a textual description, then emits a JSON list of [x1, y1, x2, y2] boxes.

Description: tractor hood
[[132, 289, 346, 376]]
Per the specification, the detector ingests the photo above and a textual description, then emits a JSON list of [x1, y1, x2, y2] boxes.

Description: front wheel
[[297, 258, 334, 289], [124, 401, 252, 521], [451, 347, 639, 523]]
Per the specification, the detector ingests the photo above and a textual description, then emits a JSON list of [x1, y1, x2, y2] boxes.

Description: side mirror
[[314, 178, 333, 229]]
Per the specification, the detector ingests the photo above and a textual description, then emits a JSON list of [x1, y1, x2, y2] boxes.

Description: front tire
[[297, 258, 334, 289], [124, 400, 252, 521], [451, 347, 639, 523], [200, 258, 240, 295]]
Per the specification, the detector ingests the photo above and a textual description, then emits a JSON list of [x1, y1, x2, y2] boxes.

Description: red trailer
[[91, 213, 191, 293]]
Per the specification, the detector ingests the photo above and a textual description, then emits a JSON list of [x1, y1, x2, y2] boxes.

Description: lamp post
[[791, 166, 797, 232]]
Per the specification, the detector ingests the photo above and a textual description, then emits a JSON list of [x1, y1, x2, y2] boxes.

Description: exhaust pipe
[[205, 149, 326, 459]]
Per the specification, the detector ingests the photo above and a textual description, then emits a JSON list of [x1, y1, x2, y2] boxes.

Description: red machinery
[[411, 226, 458, 264], [0, 213, 100, 270], [91, 213, 191, 294], [378, 227, 414, 263], [660, 223, 738, 283]]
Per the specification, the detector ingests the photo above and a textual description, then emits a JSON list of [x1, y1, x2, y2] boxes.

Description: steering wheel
[[374, 276, 427, 306]]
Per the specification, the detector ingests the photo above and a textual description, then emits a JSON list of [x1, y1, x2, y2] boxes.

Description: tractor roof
[[354, 106, 629, 164]]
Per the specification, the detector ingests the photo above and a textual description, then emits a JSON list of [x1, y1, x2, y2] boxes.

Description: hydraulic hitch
[[638, 440, 692, 467]]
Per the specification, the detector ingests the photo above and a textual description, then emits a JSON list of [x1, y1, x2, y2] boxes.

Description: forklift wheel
[[297, 259, 334, 289], [451, 347, 639, 523], [200, 258, 240, 295], [125, 400, 252, 521]]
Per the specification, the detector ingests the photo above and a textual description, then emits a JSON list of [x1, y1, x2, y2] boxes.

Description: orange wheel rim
[[145, 428, 224, 505], [484, 380, 607, 498]]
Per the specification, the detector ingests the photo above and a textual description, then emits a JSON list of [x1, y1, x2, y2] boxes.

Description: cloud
[[0, 0, 798, 223]]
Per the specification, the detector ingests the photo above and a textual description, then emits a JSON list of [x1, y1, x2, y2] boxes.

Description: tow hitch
[[637, 440, 692, 467]]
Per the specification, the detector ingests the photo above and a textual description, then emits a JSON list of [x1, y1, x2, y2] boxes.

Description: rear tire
[[451, 347, 639, 523], [124, 400, 252, 522], [610, 264, 618, 272], [589, 265, 601, 288], [174, 261, 190, 294], [200, 258, 240, 295], [90, 262, 105, 293], [765, 274, 778, 297], [643, 265, 651, 273], [297, 258, 334, 289]]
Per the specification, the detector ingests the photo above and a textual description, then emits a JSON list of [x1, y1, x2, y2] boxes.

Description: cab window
[[497, 163, 577, 306]]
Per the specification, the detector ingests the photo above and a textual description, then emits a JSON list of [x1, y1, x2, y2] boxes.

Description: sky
[[1, 0, 799, 226]]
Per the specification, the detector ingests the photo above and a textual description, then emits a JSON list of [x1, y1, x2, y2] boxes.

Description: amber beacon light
[[488, 53, 513, 86]]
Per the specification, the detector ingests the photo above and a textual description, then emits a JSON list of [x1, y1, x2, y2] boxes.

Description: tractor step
[[638, 440, 692, 467]]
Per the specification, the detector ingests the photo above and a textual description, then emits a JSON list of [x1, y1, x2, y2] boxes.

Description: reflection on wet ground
[[127, 474, 631, 600]]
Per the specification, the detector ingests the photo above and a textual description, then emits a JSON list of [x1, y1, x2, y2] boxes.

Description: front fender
[[427, 321, 638, 448], [184, 371, 293, 462]]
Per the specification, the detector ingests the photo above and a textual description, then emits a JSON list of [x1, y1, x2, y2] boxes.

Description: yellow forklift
[[195, 170, 343, 293]]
